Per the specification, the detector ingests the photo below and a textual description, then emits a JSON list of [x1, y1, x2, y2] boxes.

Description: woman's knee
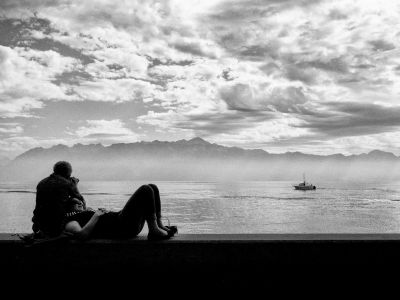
[[148, 183, 159, 192], [137, 184, 153, 195]]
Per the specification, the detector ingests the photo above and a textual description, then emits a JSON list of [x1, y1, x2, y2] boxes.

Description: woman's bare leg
[[148, 183, 161, 217], [148, 183, 170, 232], [118, 184, 167, 237]]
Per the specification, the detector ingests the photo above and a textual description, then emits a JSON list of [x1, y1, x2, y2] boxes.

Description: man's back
[[32, 173, 83, 237]]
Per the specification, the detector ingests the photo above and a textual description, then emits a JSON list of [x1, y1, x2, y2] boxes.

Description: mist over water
[[2, 180, 400, 234]]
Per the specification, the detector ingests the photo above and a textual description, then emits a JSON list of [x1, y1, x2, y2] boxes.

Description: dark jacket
[[32, 174, 86, 237]]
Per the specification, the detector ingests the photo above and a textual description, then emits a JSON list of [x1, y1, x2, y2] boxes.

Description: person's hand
[[70, 177, 79, 184], [94, 209, 106, 217]]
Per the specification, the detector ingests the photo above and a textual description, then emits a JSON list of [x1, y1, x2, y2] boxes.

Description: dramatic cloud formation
[[1, 0, 400, 158], [73, 119, 140, 143]]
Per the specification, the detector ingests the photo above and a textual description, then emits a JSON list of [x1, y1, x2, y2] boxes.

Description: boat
[[293, 173, 316, 190]]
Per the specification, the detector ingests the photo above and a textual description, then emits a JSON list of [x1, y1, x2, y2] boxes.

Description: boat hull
[[294, 186, 316, 190]]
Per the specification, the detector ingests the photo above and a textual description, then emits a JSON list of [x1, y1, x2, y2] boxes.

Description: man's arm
[[69, 177, 86, 209], [64, 210, 104, 240]]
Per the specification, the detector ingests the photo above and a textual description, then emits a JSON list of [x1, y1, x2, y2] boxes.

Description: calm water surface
[[2, 180, 400, 234]]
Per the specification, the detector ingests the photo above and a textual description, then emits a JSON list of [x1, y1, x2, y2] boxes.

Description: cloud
[[0, 118, 140, 157], [0, 123, 23, 135], [219, 83, 309, 113], [207, 0, 323, 23], [284, 65, 317, 84], [86, 48, 149, 78], [73, 119, 139, 143], [298, 57, 350, 74], [0, 17, 95, 64], [368, 39, 396, 52], [171, 39, 218, 58], [2, 0, 400, 157], [328, 9, 348, 20], [204, 116, 311, 149], [0, 0, 71, 12], [296, 102, 400, 138], [0, 45, 79, 116], [70, 78, 157, 102], [0, 135, 68, 158], [0, 98, 44, 118], [137, 109, 275, 136]]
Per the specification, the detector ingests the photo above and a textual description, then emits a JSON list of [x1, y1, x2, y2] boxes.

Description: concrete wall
[[1, 233, 399, 291]]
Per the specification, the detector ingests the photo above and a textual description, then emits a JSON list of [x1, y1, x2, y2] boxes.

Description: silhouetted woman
[[64, 183, 177, 240]]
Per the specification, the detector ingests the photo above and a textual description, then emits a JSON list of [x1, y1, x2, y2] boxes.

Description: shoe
[[165, 225, 178, 236], [147, 232, 172, 241]]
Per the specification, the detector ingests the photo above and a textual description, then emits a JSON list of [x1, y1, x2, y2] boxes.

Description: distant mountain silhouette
[[13, 138, 400, 161], [2, 138, 399, 181]]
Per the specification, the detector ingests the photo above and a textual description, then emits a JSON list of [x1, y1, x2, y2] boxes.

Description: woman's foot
[[147, 215, 170, 240], [149, 227, 168, 237], [165, 225, 178, 236], [157, 218, 178, 237], [157, 218, 170, 232], [147, 227, 170, 240]]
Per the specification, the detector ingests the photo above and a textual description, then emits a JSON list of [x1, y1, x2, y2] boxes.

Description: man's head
[[53, 161, 72, 178]]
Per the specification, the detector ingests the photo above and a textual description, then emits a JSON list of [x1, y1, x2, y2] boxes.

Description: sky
[[1, 0, 400, 159]]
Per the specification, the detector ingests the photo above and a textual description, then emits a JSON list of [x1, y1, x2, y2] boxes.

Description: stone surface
[[1, 233, 399, 291]]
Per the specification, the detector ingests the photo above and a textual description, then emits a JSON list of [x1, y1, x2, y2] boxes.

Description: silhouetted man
[[32, 161, 86, 237]]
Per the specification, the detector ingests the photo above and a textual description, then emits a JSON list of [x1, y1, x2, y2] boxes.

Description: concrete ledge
[[2, 233, 400, 266], [2, 233, 400, 290]]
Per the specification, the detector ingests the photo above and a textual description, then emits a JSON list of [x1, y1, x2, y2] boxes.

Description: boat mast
[[303, 172, 305, 184]]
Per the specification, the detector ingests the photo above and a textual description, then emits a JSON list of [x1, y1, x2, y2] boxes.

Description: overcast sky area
[[1, 0, 400, 159]]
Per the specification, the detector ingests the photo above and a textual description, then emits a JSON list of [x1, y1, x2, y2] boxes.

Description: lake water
[[2, 180, 400, 234]]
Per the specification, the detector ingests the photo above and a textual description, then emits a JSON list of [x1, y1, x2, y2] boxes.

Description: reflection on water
[[2, 180, 400, 233]]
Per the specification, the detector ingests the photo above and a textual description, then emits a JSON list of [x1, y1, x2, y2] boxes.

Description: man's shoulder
[[37, 174, 71, 189], [37, 175, 51, 187]]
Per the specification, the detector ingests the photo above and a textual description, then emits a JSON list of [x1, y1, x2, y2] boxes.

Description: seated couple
[[32, 161, 177, 241]]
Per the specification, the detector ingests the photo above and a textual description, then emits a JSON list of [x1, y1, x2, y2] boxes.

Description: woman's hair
[[66, 198, 84, 212], [53, 161, 72, 177]]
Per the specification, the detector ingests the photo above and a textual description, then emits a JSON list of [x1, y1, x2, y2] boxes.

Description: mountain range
[[1, 137, 399, 181]]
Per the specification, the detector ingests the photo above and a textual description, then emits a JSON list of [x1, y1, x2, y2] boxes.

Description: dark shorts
[[92, 212, 123, 238], [93, 211, 144, 238]]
